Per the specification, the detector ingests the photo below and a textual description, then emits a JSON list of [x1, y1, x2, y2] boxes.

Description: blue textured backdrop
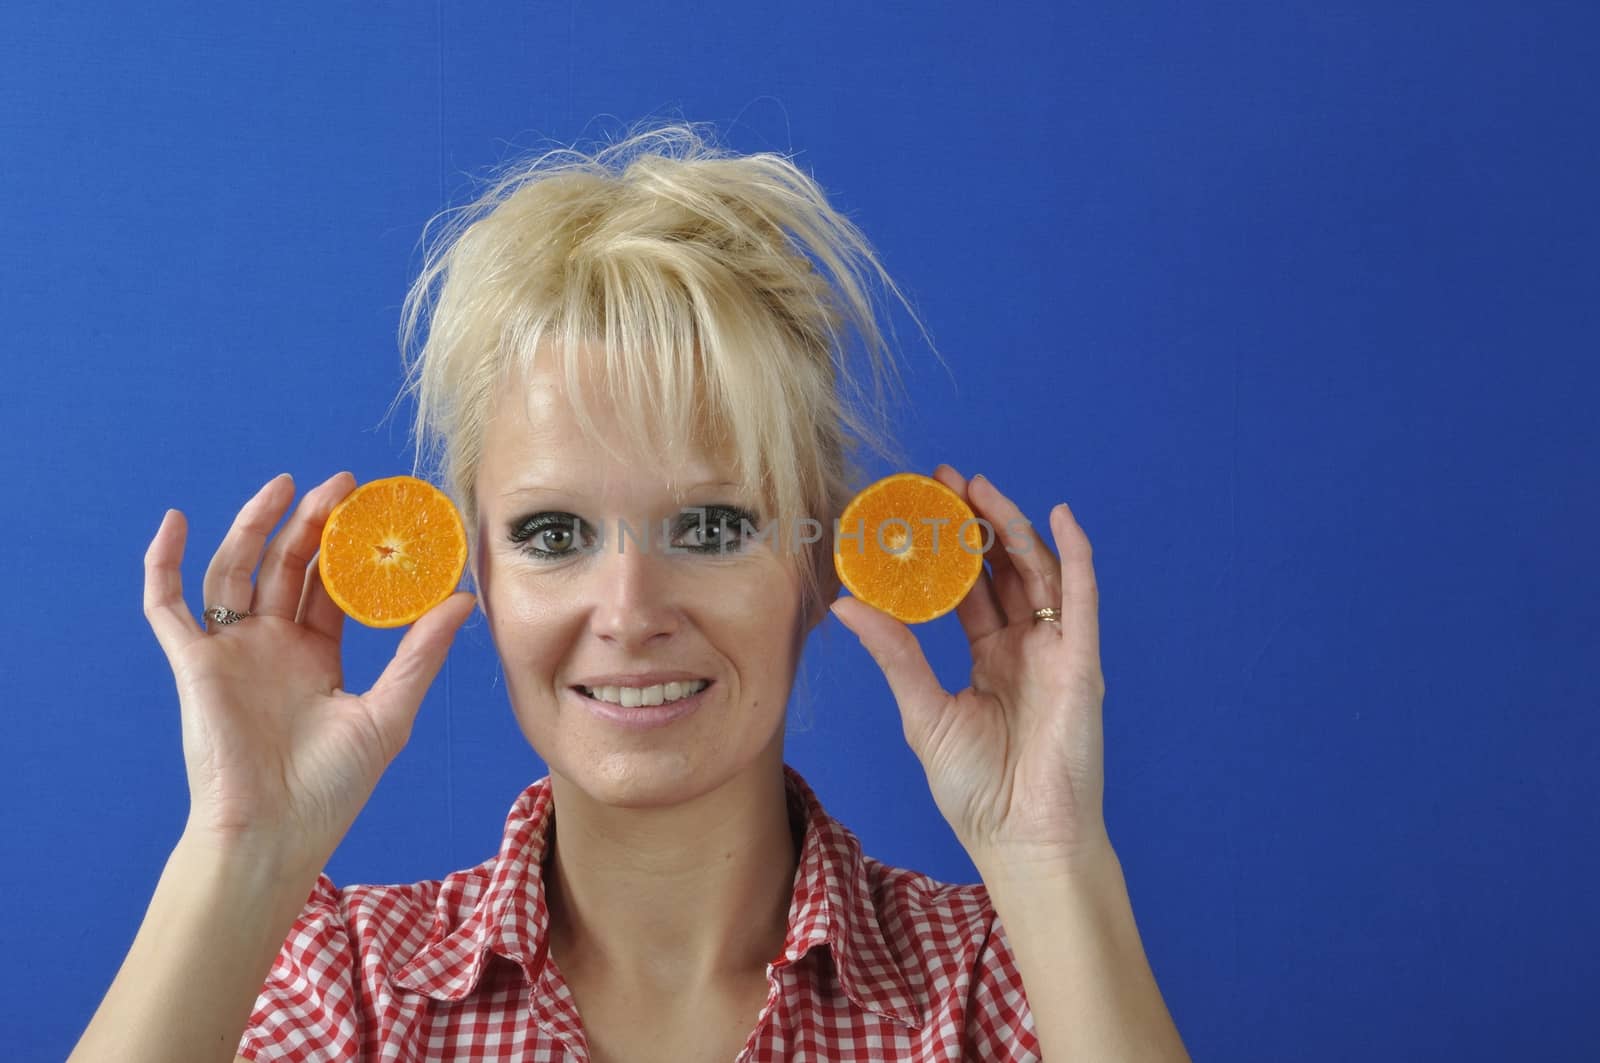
[[4, 3, 1597, 1060]]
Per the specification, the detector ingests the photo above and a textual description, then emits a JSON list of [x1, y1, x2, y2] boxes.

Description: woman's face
[[472, 363, 811, 801]]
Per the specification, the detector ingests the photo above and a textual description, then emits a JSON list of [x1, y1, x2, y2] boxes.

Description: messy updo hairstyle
[[397, 119, 933, 615]]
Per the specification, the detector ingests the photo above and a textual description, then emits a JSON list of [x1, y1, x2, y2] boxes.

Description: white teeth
[[583, 680, 708, 707]]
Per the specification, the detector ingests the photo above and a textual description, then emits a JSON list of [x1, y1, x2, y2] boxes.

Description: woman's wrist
[[175, 819, 330, 893]]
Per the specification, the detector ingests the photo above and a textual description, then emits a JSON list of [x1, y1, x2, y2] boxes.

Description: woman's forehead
[[481, 429, 741, 493], [491, 465, 743, 503], [488, 357, 717, 439], [485, 354, 734, 459], [479, 407, 746, 507]]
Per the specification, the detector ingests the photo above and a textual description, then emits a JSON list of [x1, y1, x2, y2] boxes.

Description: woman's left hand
[[830, 464, 1109, 873]]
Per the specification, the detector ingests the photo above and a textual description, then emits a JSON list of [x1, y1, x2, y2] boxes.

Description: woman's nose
[[586, 536, 680, 646]]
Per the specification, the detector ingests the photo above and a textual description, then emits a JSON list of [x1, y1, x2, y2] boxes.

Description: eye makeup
[[508, 511, 594, 558], [507, 504, 765, 559]]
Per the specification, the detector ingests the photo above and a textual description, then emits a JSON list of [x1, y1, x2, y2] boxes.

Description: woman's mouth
[[571, 679, 715, 731], [575, 679, 712, 708]]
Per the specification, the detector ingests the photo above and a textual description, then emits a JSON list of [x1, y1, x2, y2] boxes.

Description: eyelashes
[[671, 504, 764, 554], [508, 505, 763, 560], [508, 512, 593, 557]]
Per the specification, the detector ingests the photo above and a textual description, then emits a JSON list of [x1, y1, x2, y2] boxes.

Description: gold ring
[[1032, 607, 1061, 623]]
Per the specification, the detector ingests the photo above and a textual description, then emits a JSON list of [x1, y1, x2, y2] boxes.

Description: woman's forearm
[[979, 843, 1191, 1062], [67, 831, 321, 1063]]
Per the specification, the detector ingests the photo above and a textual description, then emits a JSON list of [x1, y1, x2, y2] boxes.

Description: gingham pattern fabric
[[238, 763, 1041, 1061]]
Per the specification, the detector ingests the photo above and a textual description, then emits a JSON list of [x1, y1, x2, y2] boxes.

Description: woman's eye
[[674, 506, 761, 553], [535, 526, 574, 552], [510, 513, 591, 558]]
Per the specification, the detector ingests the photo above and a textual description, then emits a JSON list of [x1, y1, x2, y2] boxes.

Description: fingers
[[829, 595, 948, 754], [254, 472, 356, 619], [143, 509, 202, 654], [979, 506, 1032, 623], [930, 464, 1006, 643], [295, 551, 346, 643], [361, 592, 477, 760], [202, 475, 295, 628], [1049, 502, 1102, 665], [967, 473, 1062, 622]]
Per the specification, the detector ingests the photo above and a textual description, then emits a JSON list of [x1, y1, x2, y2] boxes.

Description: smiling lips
[[575, 679, 712, 708]]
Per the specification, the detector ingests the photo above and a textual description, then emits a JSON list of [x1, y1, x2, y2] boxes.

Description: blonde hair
[[397, 120, 935, 613]]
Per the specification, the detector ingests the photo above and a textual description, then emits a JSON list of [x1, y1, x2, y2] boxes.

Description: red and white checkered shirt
[[237, 763, 1041, 1061]]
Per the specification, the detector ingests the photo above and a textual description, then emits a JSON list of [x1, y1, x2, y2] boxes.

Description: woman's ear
[[467, 520, 490, 619], [803, 548, 843, 632]]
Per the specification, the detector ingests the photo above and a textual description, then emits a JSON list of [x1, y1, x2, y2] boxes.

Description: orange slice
[[318, 475, 468, 628], [833, 472, 986, 624]]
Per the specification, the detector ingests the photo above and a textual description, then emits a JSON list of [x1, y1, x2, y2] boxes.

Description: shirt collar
[[389, 763, 927, 1028]]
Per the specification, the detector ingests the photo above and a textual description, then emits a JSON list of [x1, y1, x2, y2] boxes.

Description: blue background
[[4, 3, 1597, 1060]]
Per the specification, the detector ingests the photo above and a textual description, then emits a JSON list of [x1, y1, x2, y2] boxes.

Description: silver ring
[[204, 605, 251, 626], [1032, 607, 1062, 624]]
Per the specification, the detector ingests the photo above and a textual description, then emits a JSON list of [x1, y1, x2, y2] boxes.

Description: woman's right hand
[[142, 472, 476, 870]]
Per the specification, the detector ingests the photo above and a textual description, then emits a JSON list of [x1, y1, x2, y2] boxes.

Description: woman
[[69, 123, 1189, 1062]]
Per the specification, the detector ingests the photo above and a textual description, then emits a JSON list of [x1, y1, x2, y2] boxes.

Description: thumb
[[830, 596, 948, 752], [363, 591, 477, 755]]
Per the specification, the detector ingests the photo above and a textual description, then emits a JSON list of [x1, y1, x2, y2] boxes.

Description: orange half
[[318, 475, 468, 628], [833, 472, 986, 624]]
